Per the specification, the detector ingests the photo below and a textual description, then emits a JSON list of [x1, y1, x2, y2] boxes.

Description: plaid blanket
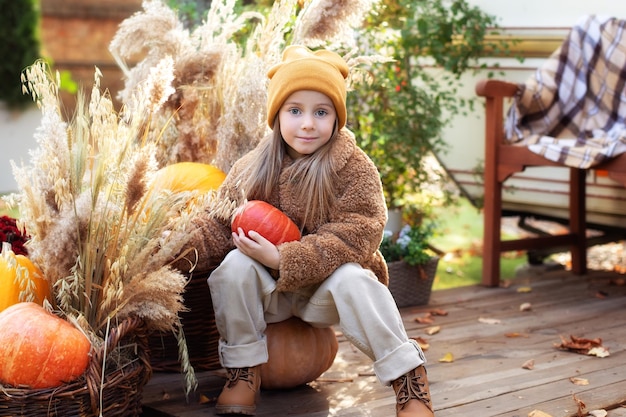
[[504, 15, 626, 168]]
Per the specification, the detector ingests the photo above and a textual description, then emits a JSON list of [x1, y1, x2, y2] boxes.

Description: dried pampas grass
[[292, 0, 378, 48], [6, 59, 234, 395], [110, 0, 386, 172]]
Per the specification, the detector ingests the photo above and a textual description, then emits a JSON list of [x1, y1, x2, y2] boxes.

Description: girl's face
[[278, 90, 336, 159]]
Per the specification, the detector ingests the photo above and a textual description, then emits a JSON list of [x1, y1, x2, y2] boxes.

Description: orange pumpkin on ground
[[231, 200, 301, 246], [150, 162, 226, 193], [260, 317, 338, 389], [0, 241, 50, 312], [0, 302, 91, 389]]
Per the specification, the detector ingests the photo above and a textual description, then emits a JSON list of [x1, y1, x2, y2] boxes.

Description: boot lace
[[393, 370, 432, 411], [225, 367, 256, 389]]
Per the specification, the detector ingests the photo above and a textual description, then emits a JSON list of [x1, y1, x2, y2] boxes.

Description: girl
[[177, 45, 434, 417]]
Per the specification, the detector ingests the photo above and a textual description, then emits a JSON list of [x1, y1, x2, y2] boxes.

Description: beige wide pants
[[208, 249, 426, 385]]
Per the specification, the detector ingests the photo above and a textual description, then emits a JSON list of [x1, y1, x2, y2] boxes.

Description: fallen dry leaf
[[438, 352, 454, 363], [411, 336, 430, 351], [429, 308, 448, 316], [520, 302, 532, 311], [500, 280, 513, 288], [588, 346, 610, 358], [521, 359, 534, 370], [528, 409, 553, 417], [595, 290, 608, 299], [199, 394, 212, 404], [415, 315, 434, 324], [573, 393, 586, 416], [569, 377, 589, 386], [517, 286, 533, 293], [505, 332, 529, 338], [588, 410, 608, 417], [425, 326, 440, 335], [478, 317, 501, 325], [555, 335, 605, 355]]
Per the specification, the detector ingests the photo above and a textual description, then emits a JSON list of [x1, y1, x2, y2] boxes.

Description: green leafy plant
[[0, 0, 40, 108], [380, 221, 437, 267], [348, 0, 505, 209], [380, 202, 439, 266]]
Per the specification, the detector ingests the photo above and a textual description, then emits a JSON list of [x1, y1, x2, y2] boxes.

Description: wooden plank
[[609, 407, 626, 417], [432, 353, 626, 414], [405, 271, 626, 415], [491, 372, 626, 417], [140, 270, 626, 417]]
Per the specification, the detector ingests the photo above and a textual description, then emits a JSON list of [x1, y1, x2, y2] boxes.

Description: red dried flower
[[0, 216, 29, 256]]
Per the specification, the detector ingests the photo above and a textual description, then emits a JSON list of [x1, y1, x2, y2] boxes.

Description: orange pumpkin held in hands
[[0, 241, 51, 312], [0, 302, 91, 389], [231, 200, 301, 245]]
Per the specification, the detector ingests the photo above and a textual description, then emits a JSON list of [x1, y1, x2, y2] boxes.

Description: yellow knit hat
[[267, 45, 349, 129]]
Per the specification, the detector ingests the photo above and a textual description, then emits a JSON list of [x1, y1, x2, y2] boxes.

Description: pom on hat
[[267, 45, 349, 129]]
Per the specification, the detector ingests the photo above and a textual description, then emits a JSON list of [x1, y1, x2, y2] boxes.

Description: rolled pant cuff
[[373, 340, 426, 386], [219, 337, 269, 368]]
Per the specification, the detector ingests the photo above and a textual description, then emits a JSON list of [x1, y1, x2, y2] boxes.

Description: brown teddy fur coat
[[175, 128, 389, 292]]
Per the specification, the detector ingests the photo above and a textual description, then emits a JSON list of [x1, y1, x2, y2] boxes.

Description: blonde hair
[[242, 118, 340, 230]]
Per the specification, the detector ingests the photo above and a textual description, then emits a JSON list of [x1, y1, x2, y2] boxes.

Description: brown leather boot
[[392, 365, 434, 416], [215, 366, 261, 415]]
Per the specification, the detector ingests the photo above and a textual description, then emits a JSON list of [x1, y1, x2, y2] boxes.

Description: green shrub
[[0, 0, 40, 108], [348, 0, 505, 209]]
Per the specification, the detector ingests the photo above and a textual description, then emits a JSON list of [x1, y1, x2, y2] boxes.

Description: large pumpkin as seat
[[260, 317, 338, 390]]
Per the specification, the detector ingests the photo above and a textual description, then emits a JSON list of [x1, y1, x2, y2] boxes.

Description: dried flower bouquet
[[6, 59, 235, 394]]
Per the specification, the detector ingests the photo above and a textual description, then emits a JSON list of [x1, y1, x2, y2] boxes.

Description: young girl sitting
[[176, 45, 434, 417]]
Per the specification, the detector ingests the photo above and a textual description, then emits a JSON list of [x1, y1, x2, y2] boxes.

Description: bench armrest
[[475, 79, 519, 98]]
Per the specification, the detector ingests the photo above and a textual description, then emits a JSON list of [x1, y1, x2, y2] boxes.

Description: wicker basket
[[148, 269, 221, 372], [0, 316, 151, 417], [387, 257, 439, 308]]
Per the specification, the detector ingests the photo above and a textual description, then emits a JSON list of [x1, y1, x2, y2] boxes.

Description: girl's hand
[[232, 227, 280, 270]]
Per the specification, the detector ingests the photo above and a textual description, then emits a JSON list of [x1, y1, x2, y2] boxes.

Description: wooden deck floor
[[141, 266, 626, 417]]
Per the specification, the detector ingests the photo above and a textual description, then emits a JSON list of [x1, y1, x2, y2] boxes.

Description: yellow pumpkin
[[0, 242, 50, 312], [260, 317, 338, 389], [151, 162, 226, 193]]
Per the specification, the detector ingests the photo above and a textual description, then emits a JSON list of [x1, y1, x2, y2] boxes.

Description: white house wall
[[0, 106, 41, 194]]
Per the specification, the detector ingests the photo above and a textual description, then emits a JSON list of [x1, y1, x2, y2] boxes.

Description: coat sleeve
[[170, 212, 232, 274], [275, 149, 387, 292]]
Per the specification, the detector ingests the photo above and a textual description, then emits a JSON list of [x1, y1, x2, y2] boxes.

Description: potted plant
[[347, 0, 504, 213], [345, 0, 505, 304], [379, 203, 440, 307]]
